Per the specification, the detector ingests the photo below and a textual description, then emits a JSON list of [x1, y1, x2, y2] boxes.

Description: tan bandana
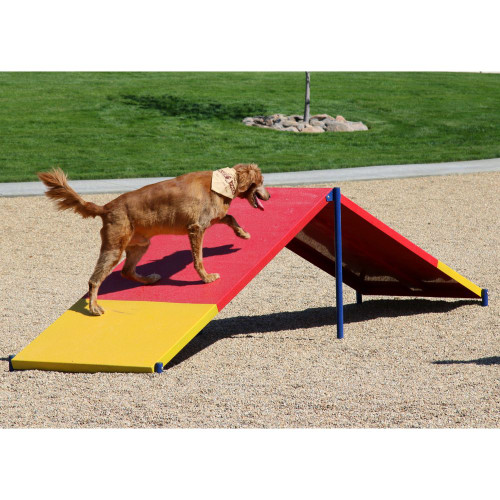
[[211, 167, 237, 199]]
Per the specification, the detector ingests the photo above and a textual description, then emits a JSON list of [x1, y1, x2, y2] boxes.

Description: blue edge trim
[[8, 355, 166, 374]]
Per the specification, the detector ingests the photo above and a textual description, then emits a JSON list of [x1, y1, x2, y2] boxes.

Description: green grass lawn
[[0, 72, 499, 182]]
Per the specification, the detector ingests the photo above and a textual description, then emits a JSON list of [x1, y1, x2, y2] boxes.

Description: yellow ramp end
[[437, 261, 483, 298], [12, 299, 218, 373]]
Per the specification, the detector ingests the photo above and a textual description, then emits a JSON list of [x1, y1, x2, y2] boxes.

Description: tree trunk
[[304, 72, 310, 124]]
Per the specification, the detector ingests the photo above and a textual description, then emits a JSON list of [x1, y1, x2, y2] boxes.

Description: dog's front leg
[[217, 214, 250, 239], [188, 223, 220, 283]]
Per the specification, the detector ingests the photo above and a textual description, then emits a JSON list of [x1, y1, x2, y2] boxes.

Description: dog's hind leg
[[217, 214, 250, 239], [188, 223, 220, 283], [88, 248, 123, 315], [88, 224, 131, 316], [121, 239, 161, 284]]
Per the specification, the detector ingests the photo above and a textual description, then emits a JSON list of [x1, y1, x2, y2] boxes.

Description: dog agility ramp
[[10, 187, 485, 373], [287, 193, 483, 299]]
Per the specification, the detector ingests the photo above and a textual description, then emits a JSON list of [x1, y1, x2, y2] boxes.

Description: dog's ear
[[234, 163, 262, 193]]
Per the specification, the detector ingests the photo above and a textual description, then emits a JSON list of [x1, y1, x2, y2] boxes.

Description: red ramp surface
[[97, 187, 332, 310]]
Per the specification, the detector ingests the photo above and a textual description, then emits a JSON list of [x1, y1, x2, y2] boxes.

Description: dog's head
[[234, 163, 270, 210]]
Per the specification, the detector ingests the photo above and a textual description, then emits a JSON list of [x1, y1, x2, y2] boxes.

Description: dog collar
[[211, 167, 237, 199]]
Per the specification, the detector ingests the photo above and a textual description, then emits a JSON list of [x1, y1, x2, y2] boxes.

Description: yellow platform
[[11, 299, 218, 373]]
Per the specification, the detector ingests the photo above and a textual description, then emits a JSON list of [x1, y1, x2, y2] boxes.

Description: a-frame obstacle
[[10, 187, 487, 373]]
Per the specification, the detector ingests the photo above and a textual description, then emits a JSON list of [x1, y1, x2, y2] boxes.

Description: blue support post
[[8, 355, 15, 372], [481, 289, 488, 307], [333, 188, 344, 339], [356, 290, 363, 304], [154, 362, 164, 373]]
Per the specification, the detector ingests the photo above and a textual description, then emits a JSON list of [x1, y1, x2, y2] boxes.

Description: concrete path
[[1, 158, 499, 197]]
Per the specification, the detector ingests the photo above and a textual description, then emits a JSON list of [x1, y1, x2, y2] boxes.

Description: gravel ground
[[1, 172, 498, 428]]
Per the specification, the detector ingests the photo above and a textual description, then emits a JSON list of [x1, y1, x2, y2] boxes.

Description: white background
[[0, 0, 498, 71]]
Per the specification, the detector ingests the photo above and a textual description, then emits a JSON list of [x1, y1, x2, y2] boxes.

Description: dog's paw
[[236, 229, 251, 239], [89, 303, 105, 316], [203, 273, 220, 283], [146, 273, 161, 284]]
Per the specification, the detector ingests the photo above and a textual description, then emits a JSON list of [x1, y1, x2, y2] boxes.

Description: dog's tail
[[37, 168, 107, 219]]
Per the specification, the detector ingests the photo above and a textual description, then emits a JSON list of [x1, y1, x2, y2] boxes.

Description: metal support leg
[[356, 290, 363, 304], [154, 362, 164, 373], [333, 188, 344, 339], [481, 289, 488, 307], [8, 355, 15, 372]]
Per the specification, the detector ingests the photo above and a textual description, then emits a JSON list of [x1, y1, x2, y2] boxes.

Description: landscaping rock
[[242, 113, 368, 133], [324, 121, 350, 132], [309, 119, 324, 128], [303, 124, 325, 133], [311, 114, 334, 121], [349, 121, 369, 131]]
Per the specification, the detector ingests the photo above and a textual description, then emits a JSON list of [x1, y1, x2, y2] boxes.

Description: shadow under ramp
[[165, 298, 474, 370]]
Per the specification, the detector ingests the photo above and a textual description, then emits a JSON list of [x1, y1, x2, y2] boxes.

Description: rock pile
[[242, 114, 368, 133]]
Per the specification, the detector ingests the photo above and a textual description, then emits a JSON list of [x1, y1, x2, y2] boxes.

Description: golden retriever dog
[[37, 164, 270, 316]]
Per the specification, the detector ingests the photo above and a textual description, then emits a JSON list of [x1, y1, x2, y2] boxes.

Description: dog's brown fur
[[37, 164, 270, 316]]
